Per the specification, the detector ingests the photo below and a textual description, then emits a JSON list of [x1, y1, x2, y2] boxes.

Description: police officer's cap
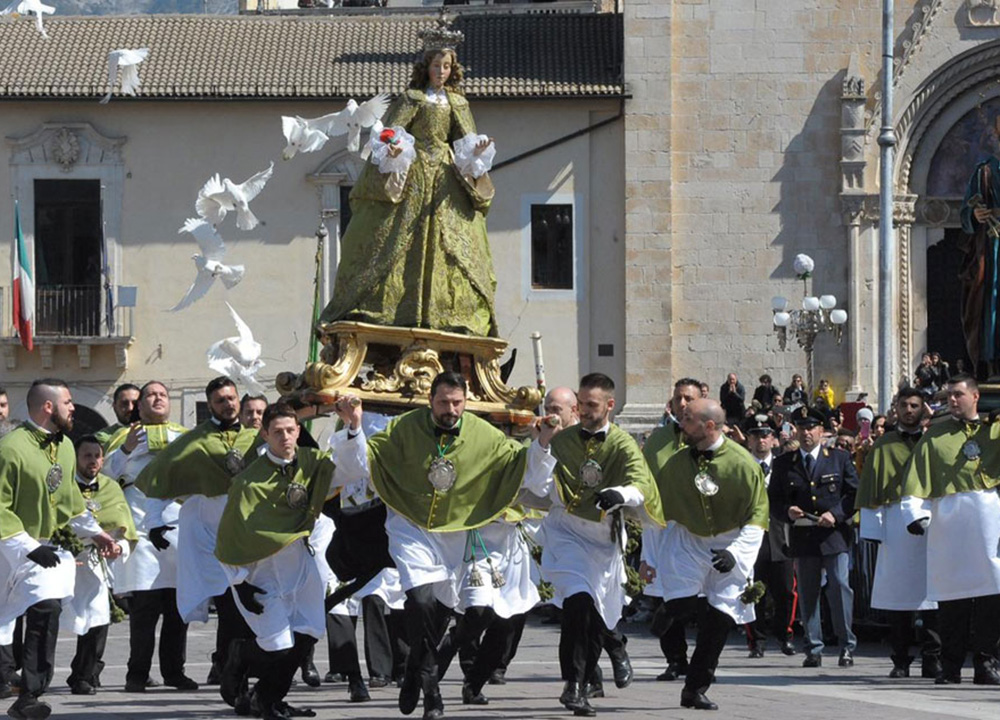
[[744, 414, 777, 434], [792, 405, 827, 428]]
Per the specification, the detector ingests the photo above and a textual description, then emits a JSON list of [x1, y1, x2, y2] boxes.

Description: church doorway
[[926, 229, 975, 379]]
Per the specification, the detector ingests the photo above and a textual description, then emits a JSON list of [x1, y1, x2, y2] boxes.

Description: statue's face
[[429, 52, 452, 90]]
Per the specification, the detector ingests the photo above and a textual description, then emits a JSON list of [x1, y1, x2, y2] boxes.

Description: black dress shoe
[[748, 645, 765, 659], [273, 701, 317, 718], [462, 682, 488, 705], [369, 675, 390, 688], [573, 700, 597, 717], [422, 688, 444, 720], [398, 673, 421, 716], [779, 639, 797, 656], [888, 666, 909, 678], [680, 687, 719, 711], [206, 664, 221, 686], [935, 673, 961, 685], [261, 703, 293, 720], [921, 655, 943, 679], [221, 639, 248, 707], [656, 662, 688, 681], [164, 675, 199, 691], [301, 662, 321, 688], [70, 680, 97, 695], [838, 649, 854, 667], [610, 653, 633, 689], [323, 671, 346, 683], [124, 679, 147, 693], [145, 677, 160, 688], [559, 681, 588, 712], [6, 695, 52, 720], [348, 676, 371, 702], [0, 681, 12, 699], [583, 680, 604, 699], [802, 653, 822, 668], [488, 669, 506, 685]]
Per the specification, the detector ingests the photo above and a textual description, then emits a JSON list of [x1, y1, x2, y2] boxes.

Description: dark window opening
[[340, 185, 353, 238], [530, 204, 573, 290], [34, 179, 102, 336]]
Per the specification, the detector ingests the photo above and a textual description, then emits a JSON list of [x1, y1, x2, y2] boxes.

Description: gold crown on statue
[[418, 12, 464, 52]]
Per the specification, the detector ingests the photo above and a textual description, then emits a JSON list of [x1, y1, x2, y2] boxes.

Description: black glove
[[149, 525, 175, 551], [595, 489, 625, 512], [27, 545, 61, 568], [906, 518, 929, 536], [711, 548, 736, 573], [235, 582, 266, 615]]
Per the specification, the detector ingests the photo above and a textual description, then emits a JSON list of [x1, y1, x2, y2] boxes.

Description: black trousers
[[656, 600, 695, 666], [488, 613, 526, 673], [559, 593, 604, 684], [244, 633, 315, 710], [212, 589, 254, 672], [326, 614, 362, 677], [654, 596, 733, 693], [888, 610, 941, 663], [938, 594, 1000, 673], [0, 617, 22, 683], [402, 584, 450, 694], [441, 606, 509, 693], [745, 558, 796, 646], [20, 600, 61, 698], [126, 588, 188, 684], [362, 595, 397, 680], [68, 624, 109, 687]]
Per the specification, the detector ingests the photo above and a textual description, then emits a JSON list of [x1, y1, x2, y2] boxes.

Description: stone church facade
[[620, 0, 996, 421]]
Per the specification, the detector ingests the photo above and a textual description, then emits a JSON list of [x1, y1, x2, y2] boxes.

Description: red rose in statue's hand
[[379, 128, 397, 144]]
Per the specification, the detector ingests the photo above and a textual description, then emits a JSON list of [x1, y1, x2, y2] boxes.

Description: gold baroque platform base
[[276, 321, 542, 432]]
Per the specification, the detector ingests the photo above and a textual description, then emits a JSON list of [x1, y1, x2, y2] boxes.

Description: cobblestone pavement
[[18, 616, 1000, 719]]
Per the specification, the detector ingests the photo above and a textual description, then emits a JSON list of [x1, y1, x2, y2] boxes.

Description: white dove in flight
[[1, 0, 55, 40], [100, 48, 149, 104], [196, 162, 274, 231], [280, 92, 391, 159], [207, 303, 266, 393], [170, 218, 245, 312]]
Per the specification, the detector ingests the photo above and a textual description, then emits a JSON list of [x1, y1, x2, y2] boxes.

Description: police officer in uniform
[[770, 406, 859, 668]]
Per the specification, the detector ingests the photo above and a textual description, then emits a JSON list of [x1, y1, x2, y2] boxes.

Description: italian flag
[[12, 201, 33, 351]]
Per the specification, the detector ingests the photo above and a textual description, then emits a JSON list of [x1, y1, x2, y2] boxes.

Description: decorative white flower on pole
[[793, 253, 815, 280]]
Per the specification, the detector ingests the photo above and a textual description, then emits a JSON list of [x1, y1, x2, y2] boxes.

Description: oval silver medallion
[[579, 459, 604, 489], [428, 457, 457, 492], [694, 471, 719, 496], [85, 498, 102, 512], [224, 448, 245, 476], [286, 481, 309, 510], [963, 440, 981, 461], [45, 463, 63, 493]]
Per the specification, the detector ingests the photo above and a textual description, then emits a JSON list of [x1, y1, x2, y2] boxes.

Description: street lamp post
[[771, 254, 848, 393]]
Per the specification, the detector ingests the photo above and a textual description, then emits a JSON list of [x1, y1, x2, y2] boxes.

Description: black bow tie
[[215, 419, 240, 432], [41, 432, 63, 447], [434, 424, 460, 438], [690, 447, 715, 462], [580, 428, 607, 442], [78, 480, 99, 493], [898, 430, 922, 441]]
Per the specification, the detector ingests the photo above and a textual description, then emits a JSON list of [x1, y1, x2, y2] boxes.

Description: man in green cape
[[135, 377, 260, 685], [643, 399, 768, 711], [63, 435, 138, 696], [331, 371, 560, 720], [0, 379, 118, 720], [898, 374, 1000, 684], [639, 377, 702, 682], [216, 402, 350, 720], [856, 387, 940, 679], [540, 373, 655, 718], [94, 383, 140, 450]]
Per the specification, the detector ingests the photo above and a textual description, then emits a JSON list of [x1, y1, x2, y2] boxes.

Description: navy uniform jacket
[[769, 446, 859, 557]]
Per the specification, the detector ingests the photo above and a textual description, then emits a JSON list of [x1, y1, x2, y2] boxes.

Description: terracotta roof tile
[[0, 12, 623, 100]]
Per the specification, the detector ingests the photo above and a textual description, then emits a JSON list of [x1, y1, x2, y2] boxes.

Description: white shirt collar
[[26, 419, 50, 434], [800, 444, 822, 462], [706, 435, 725, 453], [265, 449, 295, 467], [425, 86, 448, 105]]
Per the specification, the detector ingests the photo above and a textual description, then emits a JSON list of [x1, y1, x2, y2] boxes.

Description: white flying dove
[[170, 218, 245, 312], [207, 303, 265, 393], [1, 0, 55, 40], [100, 48, 149, 104], [280, 92, 390, 159], [196, 162, 274, 231]]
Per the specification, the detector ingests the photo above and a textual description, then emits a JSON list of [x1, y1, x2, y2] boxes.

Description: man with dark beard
[[0, 379, 119, 720]]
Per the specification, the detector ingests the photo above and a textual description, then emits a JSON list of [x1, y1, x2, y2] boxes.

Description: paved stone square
[[25, 615, 1000, 719]]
